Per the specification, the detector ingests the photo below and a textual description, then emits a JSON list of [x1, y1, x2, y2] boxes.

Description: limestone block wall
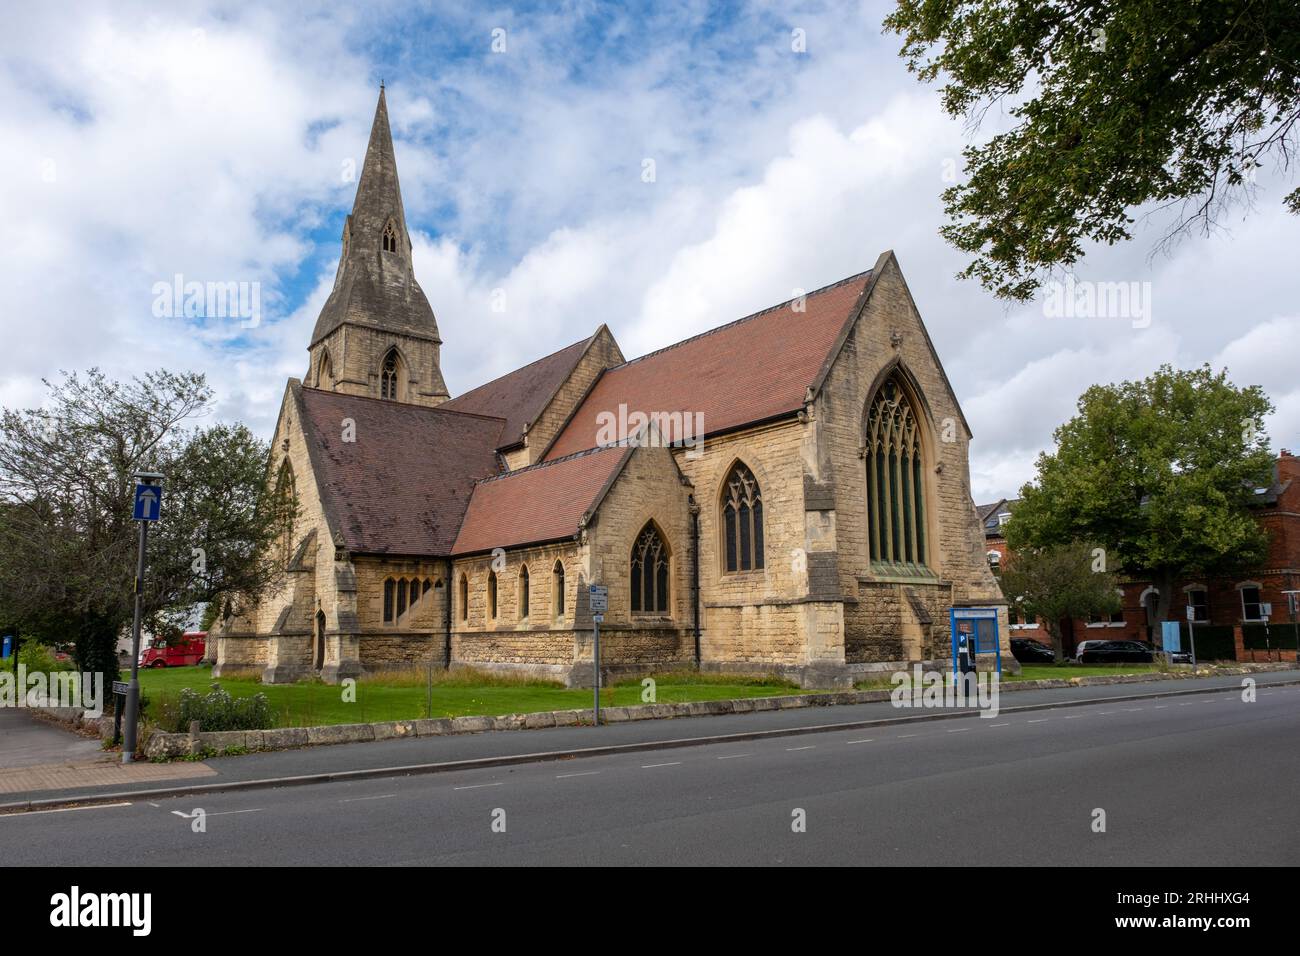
[[352, 555, 449, 669], [449, 540, 587, 670], [311, 324, 448, 407]]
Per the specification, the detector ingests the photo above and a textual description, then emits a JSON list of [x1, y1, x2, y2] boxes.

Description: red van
[[139, 632, 206, 668]]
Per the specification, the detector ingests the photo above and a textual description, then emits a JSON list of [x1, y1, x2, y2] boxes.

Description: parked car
[[1011, 638, 1057, 664], [1076, 639, 1155, 664], [138, 632, 206, 668]]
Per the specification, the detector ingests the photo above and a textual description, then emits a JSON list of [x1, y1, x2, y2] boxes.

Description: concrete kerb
[[4, 670, 1296, 815]]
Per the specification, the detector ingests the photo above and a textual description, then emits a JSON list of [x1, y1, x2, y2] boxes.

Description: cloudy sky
[[3, 0, 1297, 501]]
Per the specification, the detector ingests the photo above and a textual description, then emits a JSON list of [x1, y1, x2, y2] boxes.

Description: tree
[[884, 0, 1300, 301], [1006, 364, 1273, 627], [1000, 541, 1122, 661], [0, 369, 292, 695]]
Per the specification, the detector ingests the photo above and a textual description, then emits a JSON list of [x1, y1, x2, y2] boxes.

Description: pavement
[[2, 670, 1297, 865], [1, 668, 1296, 805], [0, 706, 106, 769]]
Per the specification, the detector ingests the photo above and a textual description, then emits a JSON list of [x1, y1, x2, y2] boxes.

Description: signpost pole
[[122, 518, 147, 764], [593, 617, 601, 727]]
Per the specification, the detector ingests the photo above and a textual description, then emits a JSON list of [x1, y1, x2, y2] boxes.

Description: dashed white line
[[846, 739, 874, 745], [1028, 719, 1049, 723], [786, 745, 815, 751], [716, 753, 751, 760], [988, 723, 1010, 728], [898, 733, 919, 739], [946, 728, 970, 733], [340, 794, 396, 803], [1064, 714, 1087, 719], [641, 761, 681, 769], [453, 782, 504, 791], [556, 771, 601, 779]]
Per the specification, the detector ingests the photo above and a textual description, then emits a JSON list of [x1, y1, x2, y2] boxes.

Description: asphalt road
[[3, 676, 1297, 865]]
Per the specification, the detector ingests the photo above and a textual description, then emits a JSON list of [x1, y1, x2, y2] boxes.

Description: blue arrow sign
[[133, 484, 162, 521]]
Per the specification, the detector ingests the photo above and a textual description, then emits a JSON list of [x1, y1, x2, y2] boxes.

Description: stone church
[[212, 89, 1009, 688]]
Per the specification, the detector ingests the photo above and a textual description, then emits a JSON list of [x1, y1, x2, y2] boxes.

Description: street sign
[[1185, 605, 1195, 621], [592, 614, 604, 624], [133, 483, 163, 521], [112, 681, 129, 695], [588, 585, 608, 614], [1260, 602, 1273, 620]]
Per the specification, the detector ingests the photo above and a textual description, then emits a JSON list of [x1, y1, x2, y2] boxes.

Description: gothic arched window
[[272, 460, 296, 568], [630, 523, 669, 614], [553, 561, 565, 618], [459, 573, 468, 621], [317, 350, 333, 389], [721, 462, 764, 572], [487, 570, 498, 620], [380, 348, 400, 400], [383, 578, 395, 623], [866, 376, 927, 569], [382, 220, 398, 253], [518, 565, 530, 620]]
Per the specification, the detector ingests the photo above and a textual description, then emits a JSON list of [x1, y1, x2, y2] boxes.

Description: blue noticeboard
[[950, 607, 1002, 675], [1161, 620, 1181, 652], [1, 635, 11, 659], [133, 483, 162, 521]]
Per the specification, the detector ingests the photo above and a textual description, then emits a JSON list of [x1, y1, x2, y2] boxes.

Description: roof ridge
[[474, 443, 618, 484], [300, 385, 507, 424], [447, 334, 591, 402], [613, 269, 872, 371]]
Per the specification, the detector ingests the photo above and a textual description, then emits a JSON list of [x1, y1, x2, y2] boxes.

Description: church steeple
[[308, 86, 449, 406]]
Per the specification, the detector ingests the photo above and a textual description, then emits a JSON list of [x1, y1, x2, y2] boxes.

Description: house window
[[459, 574, 468, 621], [1241, 585, 1264, 622], [866, 376, 927, 569], [381, 349, 400, 400], [1185, 588, 1209, 622], [488, 570, 498, 619], [382, 221, 398, 253], [383, 578, 395, 624], [519, 565, 530, 620], [721, 462, 764, 572], [553, 561, 565, 618], [631, 523, 669, 614]]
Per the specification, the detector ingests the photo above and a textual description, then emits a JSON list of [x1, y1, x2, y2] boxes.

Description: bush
[[13, 641, 76, 674], [174, 683, 272, 733]]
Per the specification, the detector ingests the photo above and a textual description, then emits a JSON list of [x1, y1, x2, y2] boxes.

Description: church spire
[[307, 86, 449, 406]]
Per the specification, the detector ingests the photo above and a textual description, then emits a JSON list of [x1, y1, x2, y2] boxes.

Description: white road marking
[[339, 794, 396, 803], [988, 723, 1009, 728], [453, 782, 504, 791], [174, 808, 262, 817], [556, 771, 601, 778], [641, 762, 681, 769], [785, 746, 815, 751], [946, 728, 970, 733], [1028, 719, 1049, 724], [845, 739, 874, 745], [898, 734, 919, 739], [1125, 708, 1143, 712], [2, 802, 131, 818], [716, 753, 751, 760], [1064, 714, 1087, 719]]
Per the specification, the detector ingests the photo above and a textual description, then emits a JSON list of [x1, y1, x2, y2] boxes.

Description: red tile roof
[[297, 386, 505, 556], [441, 335, 593, 450], [451, 445, 631, 556], [544, 272, 871, 459]]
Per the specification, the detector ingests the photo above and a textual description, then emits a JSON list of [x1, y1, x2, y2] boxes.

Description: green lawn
[[137, 666, 803, 729], [1007, 663, 1167, 681]]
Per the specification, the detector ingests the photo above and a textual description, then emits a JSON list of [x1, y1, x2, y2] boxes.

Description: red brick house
[[981, 450, 1300, 660]]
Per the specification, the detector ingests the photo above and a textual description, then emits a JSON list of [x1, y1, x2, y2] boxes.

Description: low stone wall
[[141, 662, 1298, 759]]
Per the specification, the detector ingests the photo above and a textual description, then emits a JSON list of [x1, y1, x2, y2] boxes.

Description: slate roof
[[543, 271, 873, 460], [441, 334, 594, 451], [297, 386, 505, 556], [451, 445, 631, 556]]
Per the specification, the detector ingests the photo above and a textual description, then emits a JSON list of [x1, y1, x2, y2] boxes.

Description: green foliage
[[1007, 365, 1274, 623], [175, 684, 273, 733], [884, 0, 1300, 300], [15, 641, 75, 674], [999, 540, 1122, 660], [0, 369, 288, 696]]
